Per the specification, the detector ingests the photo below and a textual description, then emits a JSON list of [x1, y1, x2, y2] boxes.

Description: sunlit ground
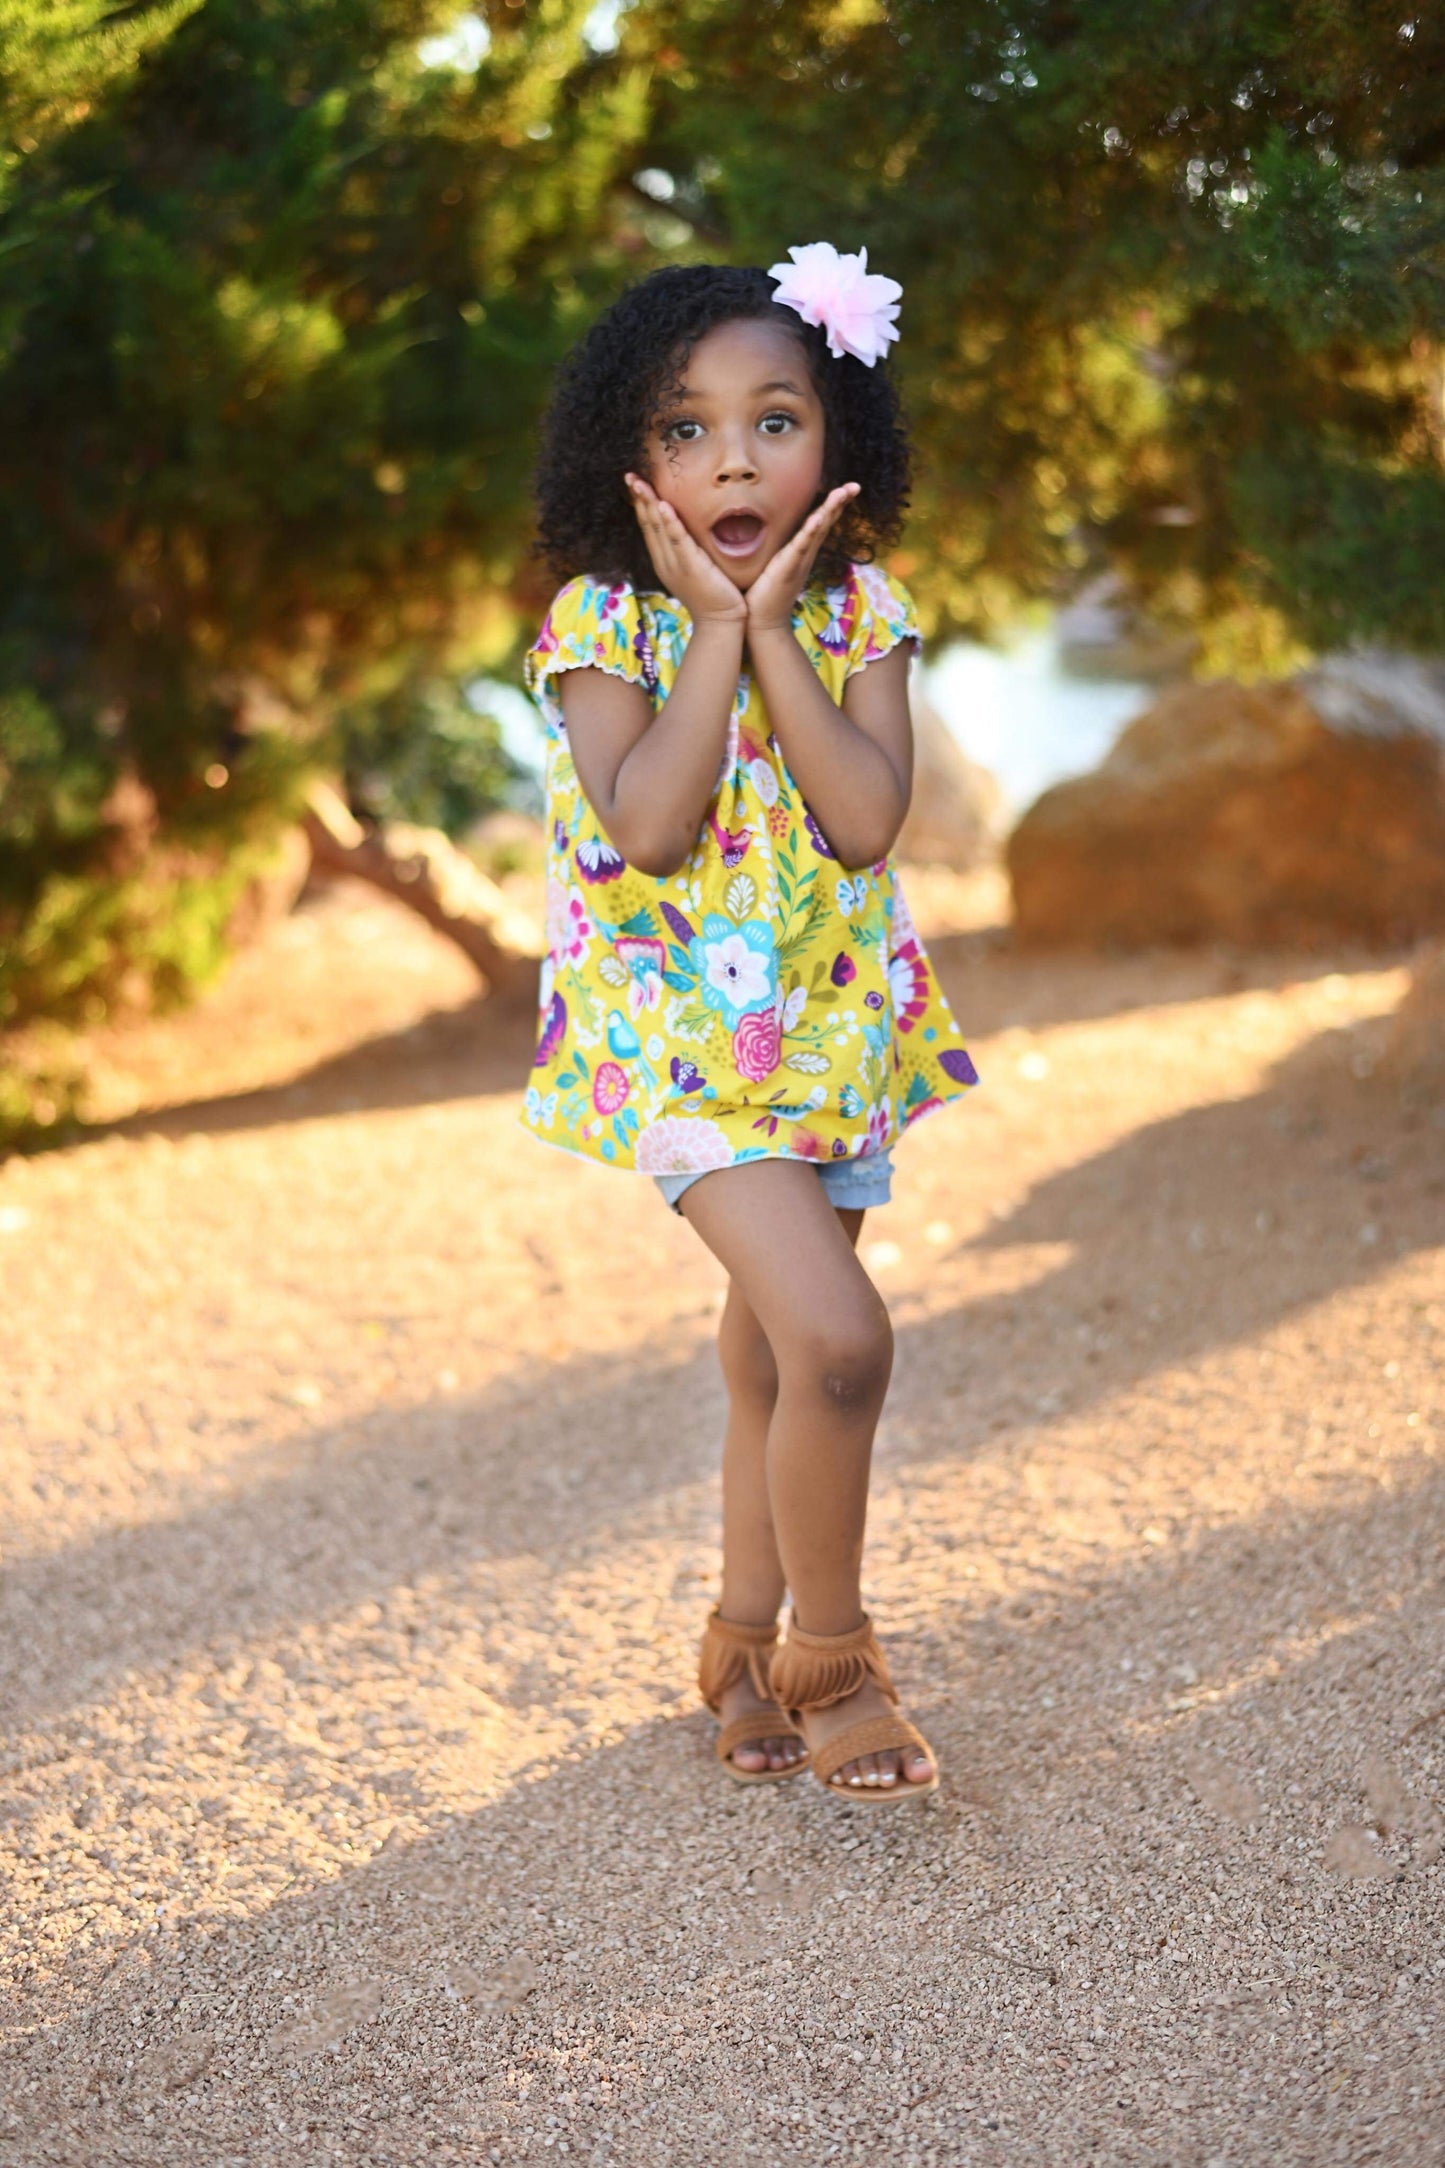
[[2, 873, 1441, 2167]]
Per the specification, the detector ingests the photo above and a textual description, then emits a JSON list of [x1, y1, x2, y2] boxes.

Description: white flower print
[[701, 931, 772, 1012], [748, 757, 780, 809]]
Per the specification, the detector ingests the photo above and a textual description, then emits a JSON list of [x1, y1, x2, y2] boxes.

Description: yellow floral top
[[520, 562, 977, 1176]]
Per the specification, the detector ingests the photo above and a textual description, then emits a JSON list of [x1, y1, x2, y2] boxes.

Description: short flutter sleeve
[[524, 576, 660, 742], [844, 563, 923, 679]]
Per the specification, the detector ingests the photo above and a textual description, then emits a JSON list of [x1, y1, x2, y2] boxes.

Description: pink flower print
[[598, 580, 631, 630], [592, 1061, 631, 1116], [545, 879, 594, 969], [889, 874, 920, 950], [791, 1128, 826, 1160], [635, 1115, 735, 1175], [888, 940, 929, 1032], [733, 1008, 781, 1083], [854, 562, 913, 662], [830, 951, 856, 987], [615, 934, 666, 1018], [865, 1100, 892, 1155]]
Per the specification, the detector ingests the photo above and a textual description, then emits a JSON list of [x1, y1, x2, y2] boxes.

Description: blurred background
[[0, 0, 1442, 1131]]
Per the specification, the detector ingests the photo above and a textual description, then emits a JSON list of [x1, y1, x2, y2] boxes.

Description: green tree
[[0, 0, 647, 1069], [625, 0, 1445, 667]]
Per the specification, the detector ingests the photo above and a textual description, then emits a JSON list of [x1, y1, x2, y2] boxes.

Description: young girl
[[522, 245, 977, 1802]]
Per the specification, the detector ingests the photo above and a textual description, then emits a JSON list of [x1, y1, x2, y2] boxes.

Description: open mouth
[[710, 512, 767, 557]]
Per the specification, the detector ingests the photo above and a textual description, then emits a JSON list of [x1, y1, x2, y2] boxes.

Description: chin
[[715, 547, 782, 592]]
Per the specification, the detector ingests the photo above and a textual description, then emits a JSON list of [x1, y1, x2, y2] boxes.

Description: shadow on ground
[[10, 1439, 1443, 2168], [63, 932, 1415, 1156], [5, 1017, 1440, 1746]]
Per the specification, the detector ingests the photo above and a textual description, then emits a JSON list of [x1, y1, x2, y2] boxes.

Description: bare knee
[[794, 1307, 893, 1417]]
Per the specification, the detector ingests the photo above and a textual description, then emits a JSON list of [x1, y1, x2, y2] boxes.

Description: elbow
[[836, 826, 901, 874], [627, 844, 688, 879], [598, 818, 689, 880]]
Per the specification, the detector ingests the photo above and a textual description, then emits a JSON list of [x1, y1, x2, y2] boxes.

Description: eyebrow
[[671, 378, 808, 401]]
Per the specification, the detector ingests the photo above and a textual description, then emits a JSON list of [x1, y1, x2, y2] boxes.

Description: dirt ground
[[2, 868, 1443, 2168]]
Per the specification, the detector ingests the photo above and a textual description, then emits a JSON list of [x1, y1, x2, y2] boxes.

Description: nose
[[713, 425, 757, 484]]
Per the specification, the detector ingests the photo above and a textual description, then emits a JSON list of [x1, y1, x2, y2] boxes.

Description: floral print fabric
[[521, 562, 978, 1175]]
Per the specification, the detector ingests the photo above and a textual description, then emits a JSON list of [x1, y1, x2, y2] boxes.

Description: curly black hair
[[533, 263, 911, 595]]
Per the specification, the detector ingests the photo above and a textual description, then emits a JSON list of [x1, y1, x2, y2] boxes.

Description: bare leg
[[710, 1282, 802, 1773], [682, 1161, 934, 1791]]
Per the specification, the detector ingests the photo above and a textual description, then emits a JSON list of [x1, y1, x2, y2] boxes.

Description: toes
[[834, 1746, 933, 1791], [843, 1753, 892, 1789], [732, 1733, 806, 1773]]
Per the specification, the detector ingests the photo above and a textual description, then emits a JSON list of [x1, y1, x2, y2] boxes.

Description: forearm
[[746, 626, 908, 869], [602, 619, 745, 875]]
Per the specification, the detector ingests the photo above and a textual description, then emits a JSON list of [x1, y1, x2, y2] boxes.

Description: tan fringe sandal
[[698, 1609, 810, 1785], [770, 1613, 939, 1803]]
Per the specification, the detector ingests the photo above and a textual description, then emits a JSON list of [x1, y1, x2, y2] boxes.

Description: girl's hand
[[624, 474, 747, 625], [744, 483, 860, 634]]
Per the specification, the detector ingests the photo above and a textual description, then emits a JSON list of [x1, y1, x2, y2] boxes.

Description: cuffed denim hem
[[654, 1148, 894, 1217]]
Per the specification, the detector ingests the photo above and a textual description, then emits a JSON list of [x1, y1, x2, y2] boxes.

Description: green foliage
[[625, 0, 1445, 651], [2, 0, 1443, 1147], [0, 822, 298, 1031], [0, 0, 646, 1095], [335, 675, 527, 834], [0, 0, 200, 169]]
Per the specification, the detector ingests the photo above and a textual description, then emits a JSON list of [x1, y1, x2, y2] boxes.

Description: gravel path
[[2, 875, 1442, 2168]]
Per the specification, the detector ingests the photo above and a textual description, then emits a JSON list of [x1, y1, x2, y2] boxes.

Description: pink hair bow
[[767, 241, 902, 367]]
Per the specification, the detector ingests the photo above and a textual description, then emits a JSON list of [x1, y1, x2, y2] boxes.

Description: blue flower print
[[689, 915, 777, 1029]]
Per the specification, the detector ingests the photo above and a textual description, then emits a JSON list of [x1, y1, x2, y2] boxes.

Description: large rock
[[1386, 940, 1445, 1096], [1008, 655, 1445, 948], [1054, 570, 1197, 683], [896, 692, 1002, 868]]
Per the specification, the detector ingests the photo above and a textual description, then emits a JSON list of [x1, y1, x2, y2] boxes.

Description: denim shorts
[[655, 1147, 894, 1217]]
